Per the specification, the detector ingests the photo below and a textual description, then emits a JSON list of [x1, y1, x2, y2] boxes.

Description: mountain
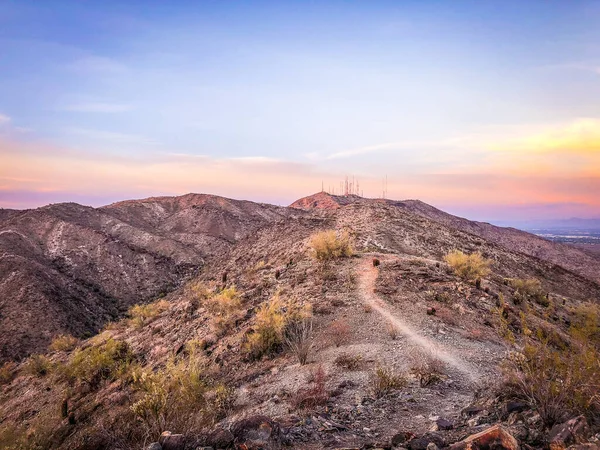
[[292, 192, 600, 285], [1, 192, 599, 449], [0, 194, 299, 361]]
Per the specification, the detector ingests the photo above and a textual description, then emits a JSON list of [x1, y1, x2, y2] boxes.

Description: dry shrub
[[49, 334, 78, 352], [444, 250, 490, 281], [327, 319, 352, 347], [0, 361, 17, 385], [130, 354, 235, 440], [570, 302, 600, 347], [291, 365, 328, 410], [24, 354, 52, 377], [335, 353, 363, 370], [502, 340, 600, 427], [65, 338, 135, 389], [386, 322, 398, 340], [204, 286, 243, 335], [510, 278, 548, 306], [308, 230, 353, 261], [370, 366, 407, 398], [244, 294, 311, 360], [435, 306, 459, 327], [128, 299, 169, 329], [284, 317, 313, 365], [411, 355, 446, 387]]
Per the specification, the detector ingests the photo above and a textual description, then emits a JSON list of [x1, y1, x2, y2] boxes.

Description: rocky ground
[[0, 192, 599, 449]]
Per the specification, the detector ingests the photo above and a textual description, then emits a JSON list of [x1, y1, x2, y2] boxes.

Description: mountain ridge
[[1, 191, 599, 362]]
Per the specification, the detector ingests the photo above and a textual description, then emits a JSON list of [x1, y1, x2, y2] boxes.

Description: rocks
[[505, 401, 528, 414], [407, 432, 445, 450], [448, 424, 518, 450], [230, 415, 281, 449], [549, 416, 590, 450], [146, 444, 162, 450], [426, 307, 436, 316], [435, 418, 453, 431], [391, 431, 416, 447], [159, 431, 187, 450], [207, 428, 234, 449]]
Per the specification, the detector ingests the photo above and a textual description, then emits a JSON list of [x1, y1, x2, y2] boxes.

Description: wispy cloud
[[0, 114, 11, 125], [62, 103, 133, 113], [66, 128, 159, 146]]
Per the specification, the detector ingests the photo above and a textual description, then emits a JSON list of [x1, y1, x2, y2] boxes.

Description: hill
[[0, 192, 599, 449], [0, 194, 298, 361]]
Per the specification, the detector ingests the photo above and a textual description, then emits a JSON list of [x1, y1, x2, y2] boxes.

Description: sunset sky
[[1, 1, 600, 221]]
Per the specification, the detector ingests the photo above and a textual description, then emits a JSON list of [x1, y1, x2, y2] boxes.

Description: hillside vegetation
[[0, 192, 599, 450]]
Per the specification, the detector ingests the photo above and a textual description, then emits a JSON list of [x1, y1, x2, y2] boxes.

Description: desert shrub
[[501, 339, 600, 427], [291, 365, 328, 410], [49, 334, 78, 352], [130, 355, 235, 438], [370, 366, 407, 398], [327, 319, 352, 347], [335, 353, 363, 370], [24, 354, 52, 377], [244, 294, 311, 360], [308, 230, 353, 261], [128, 299, 169, 329], [0, 361, 17, 385], [411, 355, 446, 387], [204, 286, 243, 335], [444, 250, 490, 281], [510, 278, 548, 306], [284, 317, 313, 365], [65, 338, 135, 388], [386, 322, 398, 340], [570, 302, 600, 347]]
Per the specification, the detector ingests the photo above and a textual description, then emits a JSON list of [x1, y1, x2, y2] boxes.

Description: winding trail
[[356, 256, 480, 382]]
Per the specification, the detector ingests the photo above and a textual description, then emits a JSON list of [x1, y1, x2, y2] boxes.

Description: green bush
[[509, 278, 548, 306], [128, 299, 169, 329], [244, 294, 311, 360], [502, 339, 600, 427], [444, 250, 490, 281], [130, 355, 235, 438], [65, 338, 135, 388], [49, 334, 78, 352], [24, 354, 52, 377], [370, 366, 407, 398]]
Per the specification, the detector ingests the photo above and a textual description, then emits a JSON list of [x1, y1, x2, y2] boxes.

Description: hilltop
[[0, 192, 599, 449]]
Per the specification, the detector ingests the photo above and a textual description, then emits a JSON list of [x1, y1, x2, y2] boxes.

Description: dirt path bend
[[356, 256, 481, 382]]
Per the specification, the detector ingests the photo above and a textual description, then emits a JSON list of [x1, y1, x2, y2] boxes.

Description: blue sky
[[1, 1, 600, 220]]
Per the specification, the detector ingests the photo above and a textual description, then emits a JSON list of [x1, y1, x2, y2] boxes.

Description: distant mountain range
[[491, 217, 600, 230]]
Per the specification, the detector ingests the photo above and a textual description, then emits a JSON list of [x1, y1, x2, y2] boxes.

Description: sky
[[1, 0, 600, 222]]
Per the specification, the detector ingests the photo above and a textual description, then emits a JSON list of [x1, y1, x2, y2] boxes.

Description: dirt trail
[[356, 256, 480, 382]]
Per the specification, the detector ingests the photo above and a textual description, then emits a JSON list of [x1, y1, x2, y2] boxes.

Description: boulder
[[436, 418, 453, 431], [207, 428, 234, 449], [159, 431, 187, 450], [505, 401, 528, 414], [391, 431, 416, 447], [549, 416, 590, 450], [448, 425, 518, 450], [231, 415, 281, 449], [408, 432, 445, 450]]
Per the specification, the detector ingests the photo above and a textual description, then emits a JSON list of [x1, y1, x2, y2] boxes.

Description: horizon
[[2, 189, 600, 229], [1, 1, 600, 221]]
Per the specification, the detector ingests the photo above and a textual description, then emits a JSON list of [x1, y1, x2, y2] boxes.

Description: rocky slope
[[0, 192, 599, 449], [0, 194, 299, 361]]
